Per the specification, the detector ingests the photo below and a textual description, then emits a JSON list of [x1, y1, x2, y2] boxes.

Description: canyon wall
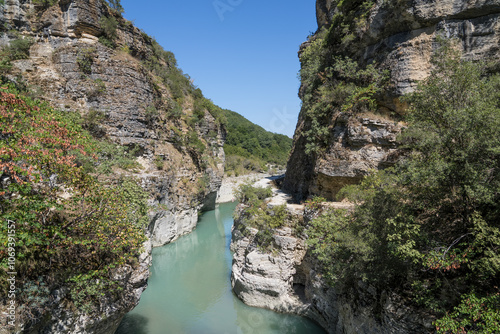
[[231, 205, 433, 333], [232, 0, 500, 333], [0, 0, 224, 332], [1, 0, 225, 248], [284, 0, 500, 201]]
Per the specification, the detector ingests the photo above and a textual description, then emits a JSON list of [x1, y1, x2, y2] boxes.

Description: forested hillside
[[223, 109, 292, 175]]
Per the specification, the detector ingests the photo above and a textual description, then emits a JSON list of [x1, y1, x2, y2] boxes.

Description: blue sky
[[121, 0, 318, 137]]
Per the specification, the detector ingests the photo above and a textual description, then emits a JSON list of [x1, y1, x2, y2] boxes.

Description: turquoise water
[[116, 202, 326, 334]]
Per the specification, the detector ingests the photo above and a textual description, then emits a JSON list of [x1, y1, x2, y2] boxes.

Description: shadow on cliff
[[115, 314, 149, 334]]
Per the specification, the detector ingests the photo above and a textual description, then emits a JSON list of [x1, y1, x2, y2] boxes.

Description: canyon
[[1, 1, 224, 332]]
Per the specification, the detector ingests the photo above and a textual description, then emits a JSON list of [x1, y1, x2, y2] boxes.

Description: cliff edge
[[284, 0, 500, 201], [0, 0, 224, 332]]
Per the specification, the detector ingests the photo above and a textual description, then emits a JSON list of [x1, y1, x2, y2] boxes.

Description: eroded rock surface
[[284, 0, 500, 201], [1, 0, 224, 332], [231, 204, 433, 333]]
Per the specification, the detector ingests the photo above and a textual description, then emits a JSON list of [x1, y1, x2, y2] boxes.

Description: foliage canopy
[[223, 109, 292, 175], [307, 43, 500, 331], [0, 85, 147, 322]]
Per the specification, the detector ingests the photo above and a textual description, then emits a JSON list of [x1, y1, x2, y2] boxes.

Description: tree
[[307, 40, 500, 330], [105, 0, 124, 14], [0, 84, 147, 322]]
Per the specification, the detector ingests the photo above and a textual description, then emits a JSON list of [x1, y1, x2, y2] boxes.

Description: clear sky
[[121, 0, 318, 138]]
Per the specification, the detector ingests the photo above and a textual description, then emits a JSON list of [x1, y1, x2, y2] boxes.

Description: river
[[116, 202, 326, 334]]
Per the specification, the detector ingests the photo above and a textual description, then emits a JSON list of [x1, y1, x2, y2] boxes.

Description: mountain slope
[[223, 109, 292, 175]]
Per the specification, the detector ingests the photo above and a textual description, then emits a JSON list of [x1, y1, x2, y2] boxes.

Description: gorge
[[231, 0, 500, 333], [1, 0, 499, 333]]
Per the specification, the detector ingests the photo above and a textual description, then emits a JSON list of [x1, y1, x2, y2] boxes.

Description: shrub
[[435, 292, 500, 333], [197, 174, 211, 195], [235, 182, 273, 204], [238, 203, 289, 251], [186, 131, 206, 154], [154, 155, 164, 170], [77, 47, 96, 75], [32, 0, 58, 8], [307, 41, 500, 325], [304, 196, 327, 211], [0, 37, 33, 72], [82, 108, 107, 138], [99, 16, 118, 48], [87, 78, 107, 99], [5, 38, 33, 60], [145, 104, 159, 126], [0, 85, 148, 318]]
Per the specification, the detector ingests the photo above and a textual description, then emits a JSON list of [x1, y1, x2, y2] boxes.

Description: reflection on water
[[116, 202, 326, 334]]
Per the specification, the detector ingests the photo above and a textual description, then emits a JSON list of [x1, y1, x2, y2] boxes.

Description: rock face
[[21, 240, 152, 334], [1, 0, 224, 332], [231, 205, 433, 333], [284, 0, 500, 201], [235, 1, 500, 331], [1, 0, 225, 245], [231, 215, 310, 315]]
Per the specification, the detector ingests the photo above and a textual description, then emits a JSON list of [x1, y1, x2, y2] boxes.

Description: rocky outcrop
[[231, 204, 433, 333], [1, 0, 225, 245], [284, 0, 500, 201], [0, 0, 224, 332], [18, 240, 152, 334], [231, 217, 310, 315], [286, 114, 403, 201]]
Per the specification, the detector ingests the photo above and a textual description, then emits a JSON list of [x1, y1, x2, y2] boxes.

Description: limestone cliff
[[231, 203, 433, 333], [284, 0, 500, 201], [0, 0, 225, 244], [0, 0, 224, 332], [232, 0, 500, 332]]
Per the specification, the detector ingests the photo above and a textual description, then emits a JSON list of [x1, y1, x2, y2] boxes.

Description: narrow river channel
[[116, 202, 326, 334]]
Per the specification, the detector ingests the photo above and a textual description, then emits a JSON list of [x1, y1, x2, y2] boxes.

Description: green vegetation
[[140, 36, 226, 126], [234, 183, 291, 250], [99, 15, 118, 48], [76, 47, 96, 75], [223, 109, 292, 175], [90, 2, 226, 171], [132, 33, 226, 164], [0, 36, 33, 72], [235, 182, 273, 205], [104, 0, 124, 14], [0, 84, 147, 321], [298, 0, 394, 155], [32, 0, 58, 8], [435, 293, 500, 333], [299, 27, 389, 154], [307, 43, 500, 331]]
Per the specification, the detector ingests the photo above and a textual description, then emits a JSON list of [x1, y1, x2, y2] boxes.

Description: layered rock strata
[[231, 204, 433, 333], [1, 0, 225, 246], [21, 240, 152, 334], [1, 0, 224, 332], [284, 0, 500, 201]]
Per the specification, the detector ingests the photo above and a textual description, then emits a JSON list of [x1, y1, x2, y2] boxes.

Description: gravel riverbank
[[216, 173, 271, 204]]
